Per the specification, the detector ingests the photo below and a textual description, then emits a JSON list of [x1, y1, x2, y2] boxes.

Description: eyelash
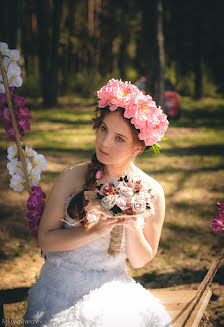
[[100, 125, 125, 143]]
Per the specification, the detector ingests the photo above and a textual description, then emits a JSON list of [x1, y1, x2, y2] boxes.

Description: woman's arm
[[38, 163, 121, 252], [124, 183, 165, 268], [38, 163, 96, 252]]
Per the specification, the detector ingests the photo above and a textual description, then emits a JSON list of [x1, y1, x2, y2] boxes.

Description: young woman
[[23, 79, 172, 326]]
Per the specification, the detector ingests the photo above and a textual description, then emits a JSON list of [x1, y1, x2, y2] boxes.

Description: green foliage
[[202, 68, 220, 97], [151, 143, 160, 156], [20, 73, 42, 98], [126, 67, 138, 82]]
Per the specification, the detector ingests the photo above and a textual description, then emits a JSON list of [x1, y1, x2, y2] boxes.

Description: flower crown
[[97, 78, 169, 148]]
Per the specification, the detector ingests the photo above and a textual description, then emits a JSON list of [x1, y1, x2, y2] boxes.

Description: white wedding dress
[[23, 194, 173, 327]]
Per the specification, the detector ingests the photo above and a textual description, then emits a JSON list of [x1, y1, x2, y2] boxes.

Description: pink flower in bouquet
[[115, 196, 129, 211], [210, 202, 224, 232]]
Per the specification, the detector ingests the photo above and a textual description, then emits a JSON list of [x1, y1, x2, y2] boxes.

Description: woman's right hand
[[85, 215, 122, 238]]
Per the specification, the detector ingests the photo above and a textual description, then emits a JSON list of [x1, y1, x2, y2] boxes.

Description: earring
[[131, 154, 135, 162]]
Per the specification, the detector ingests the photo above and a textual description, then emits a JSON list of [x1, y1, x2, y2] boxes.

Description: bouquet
[[85, 175, 154, 219], [84, 174, 156, 256]]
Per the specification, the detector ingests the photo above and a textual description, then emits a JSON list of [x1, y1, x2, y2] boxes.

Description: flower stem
[[0, 55, 31, 194]]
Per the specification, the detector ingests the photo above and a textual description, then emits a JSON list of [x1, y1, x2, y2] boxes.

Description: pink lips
[[99, 148, 109, 156]]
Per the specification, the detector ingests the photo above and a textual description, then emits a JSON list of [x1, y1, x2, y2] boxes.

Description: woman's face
[[96, 111, 142, 167]]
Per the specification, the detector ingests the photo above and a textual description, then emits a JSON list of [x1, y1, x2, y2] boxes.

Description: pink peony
[[97, 78, 169, 147], [97, 79, 139, 111]]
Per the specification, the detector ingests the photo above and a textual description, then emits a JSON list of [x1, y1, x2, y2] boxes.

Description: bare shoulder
[[55, 161, 90, 195], [38, 161, 90, 239]]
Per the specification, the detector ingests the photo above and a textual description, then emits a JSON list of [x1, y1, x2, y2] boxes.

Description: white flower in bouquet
[[119, 186, 134, 199], [101, 194, 118, 210], [9, 173, 25, 192], [131, 195, 147, 213], [86, 213, 100, 223]]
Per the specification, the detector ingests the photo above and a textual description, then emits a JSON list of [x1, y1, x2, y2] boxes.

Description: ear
[[133, 144, 144, 156]]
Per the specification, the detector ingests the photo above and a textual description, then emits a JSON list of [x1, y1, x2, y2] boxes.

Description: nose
[[101, 134, 112, 148]]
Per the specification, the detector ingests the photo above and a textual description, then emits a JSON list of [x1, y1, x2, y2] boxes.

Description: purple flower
[[19, 107, 32, 119], [17, 115, 30, 131], [0, 93, 7, 106], [0, 107, 11, 124], [13, 94, 26, 107], [0, 91, 32, 141], [210, 201, 224, 232], [26, 186, 46, 238], [5, 126, 16, 141]]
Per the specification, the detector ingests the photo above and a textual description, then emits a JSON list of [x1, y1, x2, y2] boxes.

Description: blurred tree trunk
[[137, 0, 155, 95], [154, 0, 165, 107], [193, 0, 203, 99], [0, 0, 21, 48], [37, 0, 62, 107], [119, 13, 129, 79]]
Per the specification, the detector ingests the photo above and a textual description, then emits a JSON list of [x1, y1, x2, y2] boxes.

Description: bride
[[23, 79, 172, 326]]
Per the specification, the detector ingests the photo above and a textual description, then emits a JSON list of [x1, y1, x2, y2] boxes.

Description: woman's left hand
[[117, 217, 139, 231]]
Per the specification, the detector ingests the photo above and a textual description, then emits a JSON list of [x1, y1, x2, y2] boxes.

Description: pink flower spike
[[96, 170, 103, 180]]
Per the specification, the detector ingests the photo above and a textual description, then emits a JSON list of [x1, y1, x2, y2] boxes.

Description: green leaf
[[151, 143, 160, 156], [161, 136, 168, 141]]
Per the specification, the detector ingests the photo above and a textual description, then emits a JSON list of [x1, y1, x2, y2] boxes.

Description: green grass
[[0, 95, 224, 326]]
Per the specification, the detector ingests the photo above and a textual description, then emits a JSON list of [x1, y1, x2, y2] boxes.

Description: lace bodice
[[45, 215, 128, 272]]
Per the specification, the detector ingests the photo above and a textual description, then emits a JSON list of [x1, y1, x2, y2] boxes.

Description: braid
[[66, 153, 104, 226], [84, 153, 104, 191]]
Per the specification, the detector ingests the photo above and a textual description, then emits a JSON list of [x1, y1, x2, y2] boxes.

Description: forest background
[[1, 0, 224, 105], [0, 0, 224, 326]]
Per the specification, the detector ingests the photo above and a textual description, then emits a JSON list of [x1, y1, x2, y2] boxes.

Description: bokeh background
[[0, 0, 224, 326]]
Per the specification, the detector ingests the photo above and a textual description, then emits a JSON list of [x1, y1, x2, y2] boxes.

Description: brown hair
[[66, 106, 150, 225]]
